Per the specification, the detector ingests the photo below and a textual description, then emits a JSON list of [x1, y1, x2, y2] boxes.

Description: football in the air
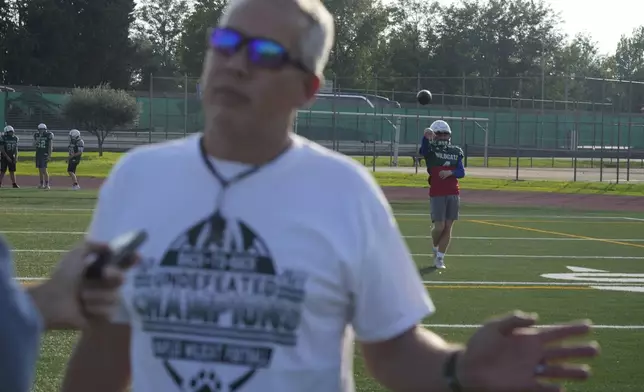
[[417, 89, 432, 105]]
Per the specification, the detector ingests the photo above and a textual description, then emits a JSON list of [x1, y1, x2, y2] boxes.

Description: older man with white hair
[[61, 1, 599, 392]]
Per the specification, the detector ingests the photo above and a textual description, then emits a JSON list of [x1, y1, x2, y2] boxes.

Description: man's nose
[[222, 47, 250, 77]]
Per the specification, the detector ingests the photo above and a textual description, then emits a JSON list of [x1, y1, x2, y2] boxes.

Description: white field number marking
[[542, 266, 644, 293]]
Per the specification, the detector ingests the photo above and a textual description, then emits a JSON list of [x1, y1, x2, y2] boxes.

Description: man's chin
[[209, 109, 251, 129]]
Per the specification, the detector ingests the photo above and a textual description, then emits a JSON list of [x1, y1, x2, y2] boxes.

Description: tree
[[0, 0, 135, 87], [322, 0, 391, 91], [72, 0, 137, 89], [133, 0, 189, 90], [432, 0, 564, 101], [62, 84, 140, 156], [546, 34, 609, 107], [380, 0, 442, 99], [178, 0, 228, 77], [613, 26, 644, 112]]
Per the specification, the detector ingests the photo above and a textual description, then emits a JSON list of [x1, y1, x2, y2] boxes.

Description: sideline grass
[[373, 172, 644, 196], [9, 152, 121, 177], [10, 152, 644, 196]]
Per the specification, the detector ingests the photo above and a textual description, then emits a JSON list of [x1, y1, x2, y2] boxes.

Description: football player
[[419, 120, 465, 269], [33, 123, 54, 189], [67, 129, 84, 190], [0, 125, 20, 188]]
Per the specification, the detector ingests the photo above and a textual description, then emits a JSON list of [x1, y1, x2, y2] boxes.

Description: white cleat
[[72, 185, 81, 190], [434, 257, 446, 269], [45, 185, 50, 190]]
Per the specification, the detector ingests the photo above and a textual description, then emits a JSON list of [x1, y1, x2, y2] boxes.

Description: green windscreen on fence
[[2, 89, 644, 148]]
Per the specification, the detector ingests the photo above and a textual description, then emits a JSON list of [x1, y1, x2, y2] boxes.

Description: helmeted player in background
[[0, 125, 20, 188], [419, 120, 465, 269], [33, 123, 54, 189], [66, 129, 84, 190]]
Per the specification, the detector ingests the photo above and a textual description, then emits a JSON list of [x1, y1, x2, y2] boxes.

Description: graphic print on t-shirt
[[130, 211, 309, 391]]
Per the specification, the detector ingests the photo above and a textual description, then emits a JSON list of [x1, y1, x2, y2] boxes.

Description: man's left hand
[[439, 170, 452, 179], [457, 312, 599, 392]]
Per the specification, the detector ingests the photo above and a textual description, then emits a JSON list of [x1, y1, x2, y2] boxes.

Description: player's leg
[[36, 156, 44, 188], [437, 221, 454, 254], [436, 195, 460, 262], [0, 158, 7, 187], [9, 158, 18, 188], [68, 161, 80, 189], [43, 158, 50, 189], [430, 196, 447, 269]]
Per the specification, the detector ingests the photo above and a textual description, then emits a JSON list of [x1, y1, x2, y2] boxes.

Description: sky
[[436, 0, 643, 55]]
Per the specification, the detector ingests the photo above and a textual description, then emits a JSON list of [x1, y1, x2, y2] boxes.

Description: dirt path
[[11, 175, 644, 212]]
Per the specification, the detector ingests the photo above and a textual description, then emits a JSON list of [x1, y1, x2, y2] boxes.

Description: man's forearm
[[27, 283, 68, 330], [61, 325, 132, 392], [363, 327, 464, 392]]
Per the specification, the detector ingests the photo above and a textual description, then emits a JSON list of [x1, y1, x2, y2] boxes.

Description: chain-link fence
[[2, 74, 643, 182], [146, 75, 202, 136]]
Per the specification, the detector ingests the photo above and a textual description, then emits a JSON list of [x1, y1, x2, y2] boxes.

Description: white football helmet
[[69, 129, 81, 139], [429, 120, 452, 145], [37, 123, 47, 132], [3, 125, 14, 134]]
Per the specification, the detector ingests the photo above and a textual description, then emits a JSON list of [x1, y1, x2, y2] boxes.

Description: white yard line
[[4, 230, 643, 242], [422, 324, 644, 330], [421, 280, 635, 286], [404, 236, 644, 241], [2, 207, 639, 220], [411, 254, 644, 259], [10, 249, 644, 259], [15, 276, 640, 287], [2, 230, 87, 235], [394, 213, 638, 219], [0, 207, 94, 212], [13, 250, 69, 253], [12, 277, 636, 287]]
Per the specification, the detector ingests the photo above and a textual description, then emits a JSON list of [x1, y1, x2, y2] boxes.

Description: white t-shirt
[[87, 133, 434, 392]]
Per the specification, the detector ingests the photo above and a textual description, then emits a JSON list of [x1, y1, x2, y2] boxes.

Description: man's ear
[[300, 75, 320, 109], [307, 75, 321, 99]]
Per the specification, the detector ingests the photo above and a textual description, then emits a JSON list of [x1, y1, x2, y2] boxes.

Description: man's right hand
[[424, 129, 435, 140]]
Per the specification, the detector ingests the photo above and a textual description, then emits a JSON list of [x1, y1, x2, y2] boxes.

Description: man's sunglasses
[[210, 27, 310, 73]]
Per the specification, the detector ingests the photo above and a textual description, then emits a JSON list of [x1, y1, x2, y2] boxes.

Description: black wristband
[[444, 350, 463, 392]]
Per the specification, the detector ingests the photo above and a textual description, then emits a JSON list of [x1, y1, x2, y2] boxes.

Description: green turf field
[[1, 189, 643, 391]]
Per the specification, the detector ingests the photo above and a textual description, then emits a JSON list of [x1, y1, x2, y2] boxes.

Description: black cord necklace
[[198, 135, 292, 212]]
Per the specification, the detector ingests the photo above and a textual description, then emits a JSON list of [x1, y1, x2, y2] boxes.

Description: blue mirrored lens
[[249, 40, 287, 67], [211, 28, 242, 53]]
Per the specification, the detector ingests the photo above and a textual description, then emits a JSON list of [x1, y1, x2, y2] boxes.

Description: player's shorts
[[430, 195, 460, 222], [0, 156, 16, 173], [67, 159, 80, 173], [35, 154, 48, 169]]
